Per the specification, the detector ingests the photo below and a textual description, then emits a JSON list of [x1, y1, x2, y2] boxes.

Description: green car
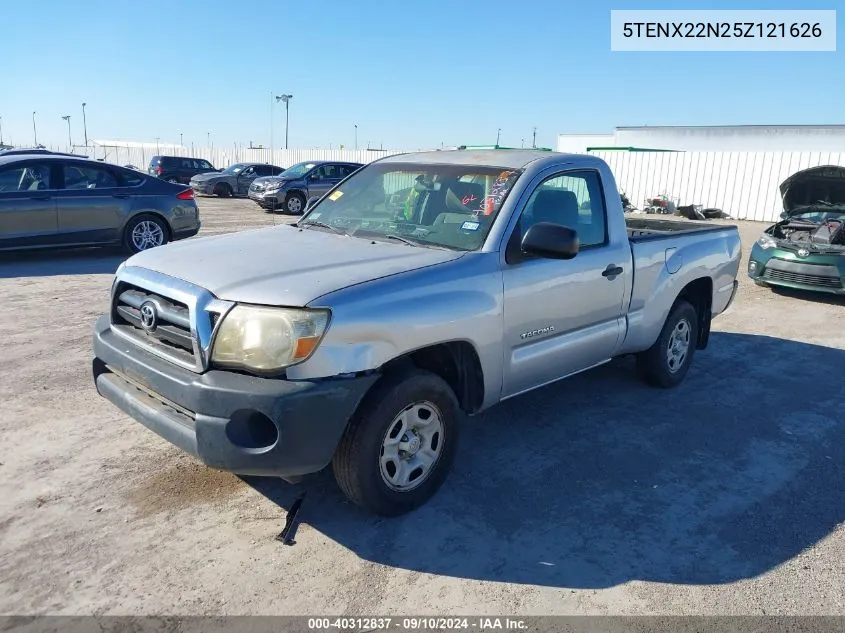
[[748, 165, 845, 295]]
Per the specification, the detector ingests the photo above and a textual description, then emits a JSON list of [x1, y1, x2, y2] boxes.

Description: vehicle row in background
[[248, 160, 364, 213], [148, 155, 217, 184], [0, 150, 200, 254]]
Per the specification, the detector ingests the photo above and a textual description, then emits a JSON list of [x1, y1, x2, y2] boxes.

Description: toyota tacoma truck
[[92, 149, 741, 516]]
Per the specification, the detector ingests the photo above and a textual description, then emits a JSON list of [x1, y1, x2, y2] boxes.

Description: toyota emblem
[[797, 248, 810, 258], [139, 301, 158, 332]]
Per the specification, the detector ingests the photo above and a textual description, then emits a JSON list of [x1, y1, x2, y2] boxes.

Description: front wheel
[[214, 183, 233, 198], [636, 299, 699, 388], [284, 192, 306, 214], [332, 369, 461, 516], [123, 214, 170, 254]]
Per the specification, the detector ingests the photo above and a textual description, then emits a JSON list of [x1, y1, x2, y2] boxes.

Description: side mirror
[[521, 222, 580, 260], [305, 196, 320, 211], [779, 211, 789, 220]]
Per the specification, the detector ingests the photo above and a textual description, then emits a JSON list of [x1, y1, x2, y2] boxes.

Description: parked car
[[148, 155, 218, 184], [748, 165, 845, 295], [0, 152, 200, 254], [92, 149, 740, 516], [190, 162, 286, 198], [248, 160, 363, 213]]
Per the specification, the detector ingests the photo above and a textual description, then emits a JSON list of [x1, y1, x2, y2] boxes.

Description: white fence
[[590, 150, 845, 223], [49, 145, 409, 171]]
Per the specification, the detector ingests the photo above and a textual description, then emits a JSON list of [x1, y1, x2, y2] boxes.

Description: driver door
[[236, 166, 258, 195], [500, 169, 629, 398]]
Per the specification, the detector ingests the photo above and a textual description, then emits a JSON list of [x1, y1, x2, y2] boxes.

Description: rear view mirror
[[521, 222, 580, 260]]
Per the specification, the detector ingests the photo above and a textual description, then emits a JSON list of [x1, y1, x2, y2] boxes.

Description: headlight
[[757, 234, 778, 250], [211, 305, 330, 372], [265, 181, 285, 192]]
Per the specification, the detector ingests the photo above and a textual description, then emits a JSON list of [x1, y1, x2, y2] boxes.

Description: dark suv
[[148, 155, 218, 184]]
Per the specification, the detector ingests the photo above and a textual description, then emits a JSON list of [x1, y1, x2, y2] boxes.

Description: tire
[[214, 183, 233, 198], [332, 369, 462, 516], [284, 192, 306, 214], [123, 214, 170, 254], [636, 299, 698, 388]]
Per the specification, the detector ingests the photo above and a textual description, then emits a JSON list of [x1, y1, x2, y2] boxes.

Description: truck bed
[[626, 216, 737, 242]]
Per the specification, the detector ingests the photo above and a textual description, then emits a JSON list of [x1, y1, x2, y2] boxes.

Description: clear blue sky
[[1, 0, 841, 150]]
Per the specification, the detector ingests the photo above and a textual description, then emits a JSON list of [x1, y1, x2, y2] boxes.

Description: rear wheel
[[332, 369, 461, 516], [214, 183, 233, 198], [284, 192, 306, 214], [123, 214, 170, 254], [636, 299, 698, 388]]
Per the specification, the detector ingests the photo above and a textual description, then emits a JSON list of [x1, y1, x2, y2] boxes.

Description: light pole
[[532, 127, 537, 149], [180, 132, 183, 147], [354, 124, 358, 151], [32, 112, 38, 147], [275, 94, 292, 149], [270, 91, 274, 151], [81, 103, 88, 146], [0, 116, 3, 146], [62, 115, 72, 147], [496, 128, 501, 146]]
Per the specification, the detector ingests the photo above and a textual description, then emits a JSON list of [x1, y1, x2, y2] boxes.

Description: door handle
[[602, 264, 624, 278]]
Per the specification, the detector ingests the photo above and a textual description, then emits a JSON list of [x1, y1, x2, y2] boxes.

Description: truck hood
[[780, 165, 845, 215], [124, 225, 465, 306]]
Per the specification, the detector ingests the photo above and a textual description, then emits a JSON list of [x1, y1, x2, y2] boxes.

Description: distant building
[[558, 125, 845, 153]]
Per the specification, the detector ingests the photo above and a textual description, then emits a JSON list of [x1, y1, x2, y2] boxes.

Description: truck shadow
[[0, 248, 125, 278], [247, 332, 845, 589]]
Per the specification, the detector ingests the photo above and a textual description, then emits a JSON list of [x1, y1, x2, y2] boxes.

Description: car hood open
[[779, 165, 845, 215], [123, 224, 465, 306]]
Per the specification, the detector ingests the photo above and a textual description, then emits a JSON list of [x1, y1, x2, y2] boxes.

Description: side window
[[252, 165, 268, 176], [0, 162, 54, 192], [118, 168, 145, 187], [181, 158, 195, 170], [61, 164, 119, 190], [338, 164, 358, 178], [271, 166, 285, 175], [199, 160, 214, 170], [317, 164, 340, 180], [518, 170, 607, 249]]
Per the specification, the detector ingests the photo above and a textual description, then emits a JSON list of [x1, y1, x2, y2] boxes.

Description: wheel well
[[215, 182, 232, 193], [381, 342, 485, 414], [675, 277, 713, 350]]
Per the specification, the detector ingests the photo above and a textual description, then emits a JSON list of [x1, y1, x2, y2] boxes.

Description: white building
[[558, 125, 845, 153]]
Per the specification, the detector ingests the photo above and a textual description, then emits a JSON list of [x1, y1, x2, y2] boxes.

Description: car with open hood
[[248, 160, 364, 213], [190, 162, 286, 198], [748, 165, 845, 295]]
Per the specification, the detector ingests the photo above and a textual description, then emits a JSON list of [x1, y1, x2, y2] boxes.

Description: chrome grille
[[108, 267, 234, 373]]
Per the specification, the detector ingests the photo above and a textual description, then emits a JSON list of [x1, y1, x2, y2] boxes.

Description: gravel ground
[[1, 198, 844, 616]]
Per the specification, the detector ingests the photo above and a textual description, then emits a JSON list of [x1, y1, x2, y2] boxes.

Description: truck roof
[[377, 149, 580, 170]]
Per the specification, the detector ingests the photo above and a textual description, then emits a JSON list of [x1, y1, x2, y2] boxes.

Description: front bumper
[[92, 315, 379, 477], [248, 190, 283, 208], [748, 244, 845, 295]]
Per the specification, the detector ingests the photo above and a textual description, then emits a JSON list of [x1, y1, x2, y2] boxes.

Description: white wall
[[591, 150, 845, 223], [614, 126, 845, 152], [557, 134, 616, 153]]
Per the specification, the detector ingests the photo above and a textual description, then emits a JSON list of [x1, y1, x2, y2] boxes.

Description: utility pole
[[532, 127, 537, 149], [521, 138, 525, 148], [496, 128, 501, 146], [62, 115, 72, 147], [32, 112, 38, 147], [81, 103, 88, 146], [275, 94, 292, 149], [0, 116, 3, 146], [180, 132, 183, 146], [270, 91, 274, 152], [354, 124, 358, 151]]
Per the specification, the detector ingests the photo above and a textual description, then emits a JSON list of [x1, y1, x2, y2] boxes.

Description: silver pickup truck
[[92, 149, 741, 516]]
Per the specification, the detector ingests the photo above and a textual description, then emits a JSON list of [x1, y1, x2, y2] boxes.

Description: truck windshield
[[299, 162, 523, 251]]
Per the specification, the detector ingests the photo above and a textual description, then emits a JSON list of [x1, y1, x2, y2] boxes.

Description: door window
[[316, 164, 341, 180], [0, 162, 54, 192], [61, 165, 119, 190], [516, 170, 608, 250]]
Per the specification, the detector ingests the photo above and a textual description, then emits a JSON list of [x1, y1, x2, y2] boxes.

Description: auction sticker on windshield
[[329, 190, 343, 201]]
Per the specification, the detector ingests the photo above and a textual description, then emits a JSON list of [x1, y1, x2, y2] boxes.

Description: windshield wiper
[[298, 220, 343, 234], [383, 234, 420, 246]]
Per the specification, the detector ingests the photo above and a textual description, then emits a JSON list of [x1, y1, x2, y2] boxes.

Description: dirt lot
[[1, 198, 844, 616]]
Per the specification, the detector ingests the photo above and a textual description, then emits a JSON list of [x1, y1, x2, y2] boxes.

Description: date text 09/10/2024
[[307, 617, 528, 630]]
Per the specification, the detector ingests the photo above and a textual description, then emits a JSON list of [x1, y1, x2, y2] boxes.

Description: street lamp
[[32, 112, 38, 147], [62, 115, 73, 147], [354, 124, 358, 151], [0, 116, 4, 146], [180, 132, 183, 147], [81, 103, 88, 146], [496, 128, 501, 146], [275, 94, 293, 149]]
